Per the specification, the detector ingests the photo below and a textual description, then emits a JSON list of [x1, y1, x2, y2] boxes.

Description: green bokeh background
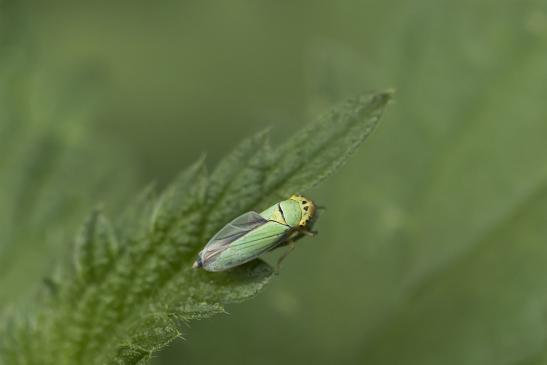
[[5, 0, 547, 364]]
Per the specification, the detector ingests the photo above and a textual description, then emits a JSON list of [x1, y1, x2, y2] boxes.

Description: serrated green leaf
[[73, 210, 118, 284], [268, 93, 391, 197], [0, 89, 390, 364]]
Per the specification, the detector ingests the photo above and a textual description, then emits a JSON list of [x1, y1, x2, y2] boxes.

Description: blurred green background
[[3, 0, 547, 364]]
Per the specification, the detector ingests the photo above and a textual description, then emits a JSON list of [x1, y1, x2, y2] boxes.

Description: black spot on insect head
[[304, 206, 309, 211], [303, 200, 307, 204]]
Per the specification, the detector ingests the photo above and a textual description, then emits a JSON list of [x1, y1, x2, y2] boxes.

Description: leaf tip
[[368, 89, 395, 108]]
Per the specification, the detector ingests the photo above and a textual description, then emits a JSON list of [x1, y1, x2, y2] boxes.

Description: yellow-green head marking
[[193, 195, 318, 272]]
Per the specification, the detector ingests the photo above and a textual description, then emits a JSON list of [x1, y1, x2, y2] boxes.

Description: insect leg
[[301, 229, 317, 237], [275, 240, 296, 275]]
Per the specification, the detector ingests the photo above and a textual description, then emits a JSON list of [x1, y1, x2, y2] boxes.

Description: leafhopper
[[193, 195, 318, 272]]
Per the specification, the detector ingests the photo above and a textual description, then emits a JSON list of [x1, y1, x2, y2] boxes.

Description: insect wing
[[199, 211, 267, 262], [205, 220, 290, 271]]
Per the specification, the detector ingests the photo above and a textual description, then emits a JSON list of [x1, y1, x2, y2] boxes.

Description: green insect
[[193, 194, 318, 272]]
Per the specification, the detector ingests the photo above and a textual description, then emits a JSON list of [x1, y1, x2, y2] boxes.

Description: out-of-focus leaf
[[0, 2, 136, 309]]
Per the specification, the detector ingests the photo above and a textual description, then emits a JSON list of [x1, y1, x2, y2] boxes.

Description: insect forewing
[[215, 221, 289, 257], [203, 220, 290, 271], [199, 211, 267, 261]]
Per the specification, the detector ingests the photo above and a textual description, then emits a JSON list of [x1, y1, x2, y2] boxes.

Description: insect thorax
[[259, 195, 316, 229]]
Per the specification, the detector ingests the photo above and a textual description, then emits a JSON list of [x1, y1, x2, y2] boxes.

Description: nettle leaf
[[0, 92, 391, 365], [0, 3, 136, 310]]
